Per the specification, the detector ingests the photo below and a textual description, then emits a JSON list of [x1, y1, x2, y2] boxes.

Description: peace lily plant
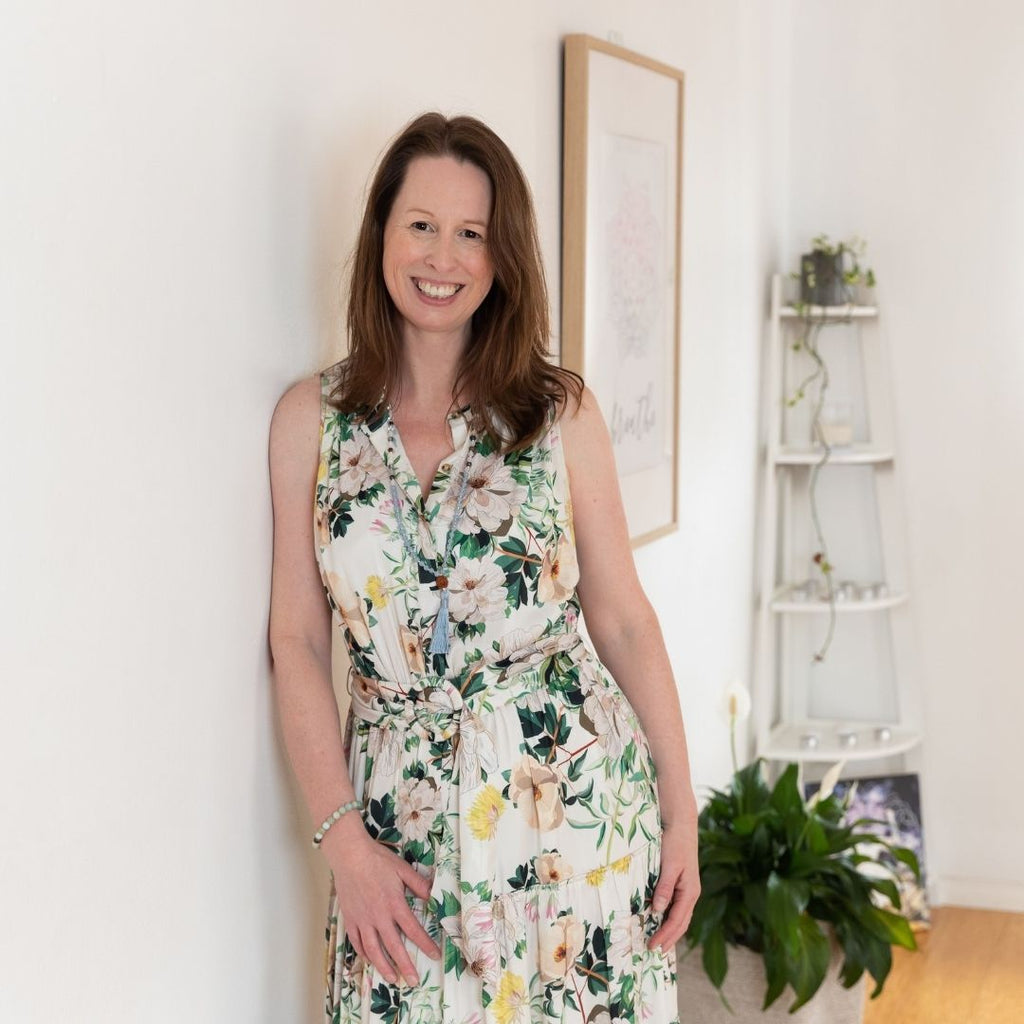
[[682, 685, 919, 1014]]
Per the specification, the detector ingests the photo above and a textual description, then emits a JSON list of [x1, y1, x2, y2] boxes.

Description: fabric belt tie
[[346, 630, 590, 742]]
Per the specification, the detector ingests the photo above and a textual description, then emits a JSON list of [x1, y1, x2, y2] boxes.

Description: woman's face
[[382, 155, 495, 348]]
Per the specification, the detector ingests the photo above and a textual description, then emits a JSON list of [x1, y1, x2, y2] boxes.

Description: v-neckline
[[368, 407, 473, 510]]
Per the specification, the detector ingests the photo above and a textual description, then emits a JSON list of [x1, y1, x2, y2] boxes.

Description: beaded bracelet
[[312, 798, 362, 849]]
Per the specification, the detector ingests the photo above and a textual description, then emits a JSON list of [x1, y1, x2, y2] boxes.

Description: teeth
[[416, 280, 461, 299]]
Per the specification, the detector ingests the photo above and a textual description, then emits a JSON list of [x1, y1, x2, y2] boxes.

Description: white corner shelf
[[780, 303, 878, 319], [769, 585, 909, 614], [752, 274, 924, 769], [762, 721, 921, 763], [773, 444, 895, 465]]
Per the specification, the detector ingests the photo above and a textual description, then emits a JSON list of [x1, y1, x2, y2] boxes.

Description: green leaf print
[[454, 532, 488, 560], [365, 793, 401, 848], [326, 496, 354, 539], [369, 982, 399, 1023], [515, 704, 546, 740], [506, 862, 530, 891]]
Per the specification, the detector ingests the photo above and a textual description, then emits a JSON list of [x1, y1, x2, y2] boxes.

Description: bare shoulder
[[559, 384, 612, 472], [269, 373, 323, 473]]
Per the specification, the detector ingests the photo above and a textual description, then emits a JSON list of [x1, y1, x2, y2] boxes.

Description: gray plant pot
[[800, 250, 850, 306], [676, 940, 865, 1023]]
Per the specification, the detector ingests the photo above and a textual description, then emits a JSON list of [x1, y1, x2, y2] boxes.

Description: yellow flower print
[[611, 854, 631, 875], [492, 970, 528, 1024], [467, 784, 505, 841], [586, 866, 607, 887], [317, 456, 327, 484], [365, 575, 390, 609]]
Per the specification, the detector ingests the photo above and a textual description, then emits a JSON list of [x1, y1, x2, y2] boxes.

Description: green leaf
[[762, 938, 788, 1009], [741, 882, 767, 925], [805, 818, 829, 854], [861, 930, 893, 997], [770, 763, 804, 817], [785, 916, 831, 1012], [700, 844, 745, 866], [699, 865, 737, 898], [766, 873, 809, 958], [732, 813, 760, 836], [889, 844, 921, 879], [702, 928, 728, 988], [869, 906, 917, 951], [869, 877, 903, 911]]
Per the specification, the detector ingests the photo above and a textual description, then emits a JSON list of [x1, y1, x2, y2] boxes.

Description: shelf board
[[769, 586, 909, 614], [780, 303, 878, 319], [773, 444, 894, 465], [760, 721, 921, 763]]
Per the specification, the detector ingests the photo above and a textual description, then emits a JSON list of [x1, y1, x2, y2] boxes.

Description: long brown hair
[[329, 111, 582, 452]]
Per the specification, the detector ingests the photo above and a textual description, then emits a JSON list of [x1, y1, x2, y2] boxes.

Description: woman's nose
[[425, 233, 457, 273]]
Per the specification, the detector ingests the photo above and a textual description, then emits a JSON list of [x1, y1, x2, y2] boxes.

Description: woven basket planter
[[675, 939, 866, 1023]]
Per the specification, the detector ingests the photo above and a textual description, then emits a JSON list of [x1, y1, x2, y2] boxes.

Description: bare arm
[[268, 375, 363, 849], [268, 374, 440, 984], [560, 386, 699, 949]]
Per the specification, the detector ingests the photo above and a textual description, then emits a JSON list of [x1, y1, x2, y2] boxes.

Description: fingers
[[648, 874, 700, 951], [651, 875, 675, 916], [379, 921, 422, 989], [347, 885, 441, 991], [648, 893, 692, 951], [358, 927, 400, 986], [394, 900, 442, 961], [398, 859, 433, 902]]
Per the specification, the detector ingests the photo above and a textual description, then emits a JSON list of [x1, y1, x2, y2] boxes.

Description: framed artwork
[[561, 34, 685, 547], [805, 771, 931, 929]]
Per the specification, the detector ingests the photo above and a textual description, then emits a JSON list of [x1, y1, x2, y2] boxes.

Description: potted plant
[[678, 755, 919, 1021], [796, 234, 876, 308]]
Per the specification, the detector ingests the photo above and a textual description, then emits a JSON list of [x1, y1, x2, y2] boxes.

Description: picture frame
[[561, 34, 685, 547], [804, 771, 931, 929]]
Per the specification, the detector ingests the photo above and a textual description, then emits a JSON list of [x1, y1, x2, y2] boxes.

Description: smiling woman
[[381, 157, 495, 347], [268, 111, 699, 1024]]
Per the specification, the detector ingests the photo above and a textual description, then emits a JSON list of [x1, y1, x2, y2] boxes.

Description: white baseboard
[[931, 876, 1024, 913]]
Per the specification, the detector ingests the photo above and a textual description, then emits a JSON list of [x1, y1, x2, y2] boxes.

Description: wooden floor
[[863, 906, 1024, 1024]]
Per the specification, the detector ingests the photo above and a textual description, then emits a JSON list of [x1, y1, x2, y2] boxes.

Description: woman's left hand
[[647, 818, 701, 952]]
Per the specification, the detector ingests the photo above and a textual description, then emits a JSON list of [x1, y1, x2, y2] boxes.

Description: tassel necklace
[[385, 413, 477, 657]]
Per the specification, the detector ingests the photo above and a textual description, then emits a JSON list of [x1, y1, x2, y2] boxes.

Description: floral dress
[[314, 365, 679, 1024]]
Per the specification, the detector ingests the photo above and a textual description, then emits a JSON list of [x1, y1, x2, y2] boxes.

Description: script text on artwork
[[609, 381, 658, 449]]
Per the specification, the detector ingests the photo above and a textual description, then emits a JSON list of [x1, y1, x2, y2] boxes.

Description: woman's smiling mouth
[[414, 278, 464, 299]]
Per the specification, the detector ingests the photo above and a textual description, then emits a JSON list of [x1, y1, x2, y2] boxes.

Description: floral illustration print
[[315, 365, 678, 1023]]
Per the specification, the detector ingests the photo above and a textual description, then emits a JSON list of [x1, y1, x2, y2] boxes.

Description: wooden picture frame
[[561, 34, 684, 547]]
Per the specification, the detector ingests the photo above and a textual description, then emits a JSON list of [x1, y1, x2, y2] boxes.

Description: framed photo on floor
[[805, 771, 931, 929], [561, 34, 685, 547]]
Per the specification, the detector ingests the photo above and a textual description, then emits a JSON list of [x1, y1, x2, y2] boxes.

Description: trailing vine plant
[[787, 236, 876, 663]]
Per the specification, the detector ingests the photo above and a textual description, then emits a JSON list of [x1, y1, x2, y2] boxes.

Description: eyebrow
[[407, 207, 488, 228]]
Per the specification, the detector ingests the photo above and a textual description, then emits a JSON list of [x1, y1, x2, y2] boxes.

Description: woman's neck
[[396, 327, 471, 414]]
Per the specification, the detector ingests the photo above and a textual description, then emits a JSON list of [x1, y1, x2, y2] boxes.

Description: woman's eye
[[411, 221, 431, 232], [461, 229, 483, 241]]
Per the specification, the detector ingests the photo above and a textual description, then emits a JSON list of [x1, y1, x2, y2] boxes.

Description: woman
[[269, 112, 699, 1023]]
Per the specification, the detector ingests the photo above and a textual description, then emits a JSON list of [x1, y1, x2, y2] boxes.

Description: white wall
[[786, 0, 1024, 910], [0, 2, 782, 1019]]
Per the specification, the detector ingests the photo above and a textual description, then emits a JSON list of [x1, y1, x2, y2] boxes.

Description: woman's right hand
[[322, 818, 442, 988]]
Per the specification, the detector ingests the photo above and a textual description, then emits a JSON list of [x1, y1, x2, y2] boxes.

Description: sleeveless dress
[[314, 365, 680, 1024]]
